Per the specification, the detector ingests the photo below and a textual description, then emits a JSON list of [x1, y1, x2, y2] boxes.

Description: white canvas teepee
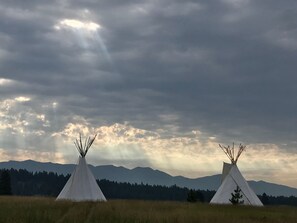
[[210, 143, 263, 206], [56, 134, 106, 202]]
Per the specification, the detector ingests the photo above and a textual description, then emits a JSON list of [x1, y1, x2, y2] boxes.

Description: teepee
[[210, 143, 263, 206], [56, 134, 106, 202]]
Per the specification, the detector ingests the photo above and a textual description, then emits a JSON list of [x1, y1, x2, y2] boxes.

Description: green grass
[[0, 196, 296, 223]]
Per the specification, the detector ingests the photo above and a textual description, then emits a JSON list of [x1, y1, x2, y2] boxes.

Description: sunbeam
[[93, 30, 114, 68], [54, 18, 115, 70]]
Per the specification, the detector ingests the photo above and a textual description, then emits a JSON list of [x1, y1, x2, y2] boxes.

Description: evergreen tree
[[0, 170, 12, 195], [261, 193, 269, 205], [187, 189, 197, 202], [229, 186, 244, 205]]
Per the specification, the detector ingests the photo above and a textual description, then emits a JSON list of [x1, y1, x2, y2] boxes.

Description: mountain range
[[0, 159, 296, 197]]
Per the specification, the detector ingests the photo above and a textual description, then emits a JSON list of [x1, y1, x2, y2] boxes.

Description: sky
[[0, 0, 297, 187]]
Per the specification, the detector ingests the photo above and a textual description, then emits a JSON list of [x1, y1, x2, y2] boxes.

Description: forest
[[1, 168, 297, 206]]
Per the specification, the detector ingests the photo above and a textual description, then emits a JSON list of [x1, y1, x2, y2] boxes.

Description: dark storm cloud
[[0, 0, 297, 151]]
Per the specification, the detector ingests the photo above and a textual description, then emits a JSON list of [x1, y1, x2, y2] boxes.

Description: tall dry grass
[[0, 196, 296, 223]]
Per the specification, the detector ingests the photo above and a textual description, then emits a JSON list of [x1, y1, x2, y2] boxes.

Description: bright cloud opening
[[55, 19, 101, 31], [52, 102, 58, 109], [14, 96, 31, 102], [0, 78, 14, 85]]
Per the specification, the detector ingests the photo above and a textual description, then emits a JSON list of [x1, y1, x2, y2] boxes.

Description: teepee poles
[[74, 134, 97, 157], [219, 143, 246, 164]]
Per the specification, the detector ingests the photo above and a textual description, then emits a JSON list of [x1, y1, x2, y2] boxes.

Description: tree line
[[1, 168, 297, 206], [0, 168, 212, 202]]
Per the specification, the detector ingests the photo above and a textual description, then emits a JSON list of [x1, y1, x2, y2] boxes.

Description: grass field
[[0, 196, 296, 223]]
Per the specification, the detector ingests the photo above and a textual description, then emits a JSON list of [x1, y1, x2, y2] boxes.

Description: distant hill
[[0, 160, 297, 197]]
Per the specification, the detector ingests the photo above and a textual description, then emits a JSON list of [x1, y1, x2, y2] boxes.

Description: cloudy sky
[[1, 0, 297, 187]]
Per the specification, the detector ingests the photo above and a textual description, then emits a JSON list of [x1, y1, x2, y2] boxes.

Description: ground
[[0, 196, 296, 223]]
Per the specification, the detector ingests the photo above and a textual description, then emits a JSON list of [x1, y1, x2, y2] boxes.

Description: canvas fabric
[[56, 156, 106, 201], [210, 162, 263, 206]]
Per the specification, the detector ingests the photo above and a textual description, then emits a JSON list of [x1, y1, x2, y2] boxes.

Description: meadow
[[0, 196, 296, 223]]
